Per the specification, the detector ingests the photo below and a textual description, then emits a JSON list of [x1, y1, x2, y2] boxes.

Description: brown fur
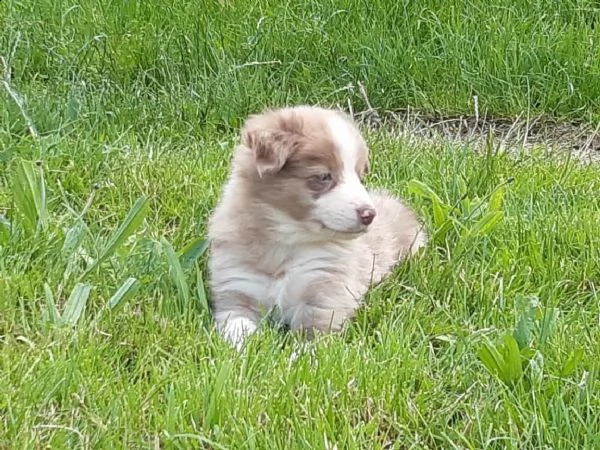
[[207, 105, 427, 349]]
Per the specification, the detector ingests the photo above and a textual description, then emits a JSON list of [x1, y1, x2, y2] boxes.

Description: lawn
[[1, 0, 600, 448]]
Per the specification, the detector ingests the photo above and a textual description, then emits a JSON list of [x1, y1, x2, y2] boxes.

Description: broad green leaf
[[61, 282, 93, 325], [62, 218, 87, 257], [108, 277, 140, 312], [561, 348, 584, 377], [513, 294, 538, 350], [513, 316, 534, 350], [162, 237, 190, 307], [470, 210, 504, 237], [477, 341, 505, 378], [179, 236, 209, 271], [455, 216, 473, 241], [11, 159, 47, 236], [488, 186, 505, 212], [43, 283, 60, 324], [478, 335, 526, 387], [406, 179, 444, 204], [528, 350, 544, 386], [84, 197, 148, 276], [433, 219, 454, 243], [502, 334, 524, 385], [431, 195, 448, 229], [520, 346, 536, 362]]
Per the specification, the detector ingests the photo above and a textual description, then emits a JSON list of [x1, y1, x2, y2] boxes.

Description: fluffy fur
[[207, 105, 427, 349]]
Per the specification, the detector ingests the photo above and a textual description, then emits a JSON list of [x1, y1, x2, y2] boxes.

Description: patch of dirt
[[338, 82, 600, 162], [353, 107, 600, 163]]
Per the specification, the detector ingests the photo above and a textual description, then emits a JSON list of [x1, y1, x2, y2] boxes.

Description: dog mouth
[[314, 221, 368, 237]]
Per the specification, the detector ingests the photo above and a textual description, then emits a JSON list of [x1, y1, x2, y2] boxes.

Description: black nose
[[357, 207, 376, 226]]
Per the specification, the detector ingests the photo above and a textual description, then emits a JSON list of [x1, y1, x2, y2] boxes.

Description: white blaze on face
[[311, 114, 375, 234]]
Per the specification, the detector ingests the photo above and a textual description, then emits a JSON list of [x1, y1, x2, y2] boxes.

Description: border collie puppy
[[207, 106, 427, 349]]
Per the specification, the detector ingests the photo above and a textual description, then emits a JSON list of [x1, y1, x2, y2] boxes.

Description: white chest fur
[[212, 239, 364, 315]]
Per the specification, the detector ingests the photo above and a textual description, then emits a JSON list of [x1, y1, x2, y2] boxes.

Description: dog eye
[[307, 172, 334, 192], [314, 173, 332, 182]]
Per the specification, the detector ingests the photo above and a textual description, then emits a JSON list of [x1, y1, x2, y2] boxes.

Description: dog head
[[233, 106, 376, 240]]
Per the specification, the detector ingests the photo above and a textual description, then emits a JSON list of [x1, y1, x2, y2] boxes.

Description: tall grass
[[1, 0, 600, 142]]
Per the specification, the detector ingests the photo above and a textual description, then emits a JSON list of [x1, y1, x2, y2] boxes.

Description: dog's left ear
[[242, 122, 298, 177]]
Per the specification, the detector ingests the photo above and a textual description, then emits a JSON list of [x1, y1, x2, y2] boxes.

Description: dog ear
[[242, 126, 298, 177]]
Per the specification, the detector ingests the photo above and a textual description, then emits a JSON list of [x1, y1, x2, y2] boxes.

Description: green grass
[[2, 0, 600, 448], [2, 131, 600, 448], [2, 0, 600, 134]]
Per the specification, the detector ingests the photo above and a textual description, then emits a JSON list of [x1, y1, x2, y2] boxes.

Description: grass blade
[[179, 236, 209, 271], [108, 277, 140, 312], [204, 360, 232, 429], [0, 214, 10, 244], [43, 283, 60, 325], [537, 307, 560, 346], [62, 218, 87, 257], [84, 197, 148, 276], [162, 237, 190, 308], [195, 263, 210, 316], [561, 348, 584, 378], [61, 282, 93, 325]]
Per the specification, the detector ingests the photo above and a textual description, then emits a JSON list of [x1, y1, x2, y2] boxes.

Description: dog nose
[[357, 206, 376, 226]]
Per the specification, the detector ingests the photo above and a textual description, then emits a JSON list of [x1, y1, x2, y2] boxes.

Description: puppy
[[207, 105, 427, 349]]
